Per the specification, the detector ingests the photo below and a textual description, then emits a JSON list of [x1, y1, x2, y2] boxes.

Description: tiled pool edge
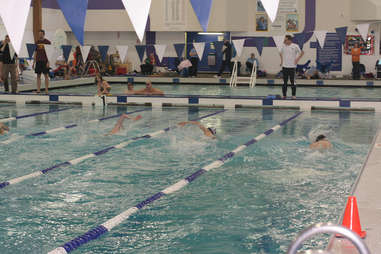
[[328, 123, 381, 253]]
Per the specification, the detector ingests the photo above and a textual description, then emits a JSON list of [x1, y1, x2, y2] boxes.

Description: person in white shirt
[[279, 35, 304, 99]]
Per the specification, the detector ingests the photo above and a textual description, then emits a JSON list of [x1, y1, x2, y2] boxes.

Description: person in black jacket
[[0, 35, 18, 93], [216, 40, 232, 77]]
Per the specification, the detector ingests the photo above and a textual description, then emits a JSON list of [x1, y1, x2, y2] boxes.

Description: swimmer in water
[[134, 81, 164, 96], [106, 114, 142, 136], [0, 123, 9, 135], [310, 135, 332, 150], [178, 121, 216, 139], [125, 82, 136, 95]]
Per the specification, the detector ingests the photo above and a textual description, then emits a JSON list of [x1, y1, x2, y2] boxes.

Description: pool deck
[[328, 124, 381, 253]]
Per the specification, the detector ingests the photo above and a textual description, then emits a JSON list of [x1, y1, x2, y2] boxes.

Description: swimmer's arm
[[152, 88, 164, 96], [178, 121, 200, 127]]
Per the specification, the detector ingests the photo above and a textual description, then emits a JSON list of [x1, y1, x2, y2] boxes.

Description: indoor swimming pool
[[51, 83, 381, 99], [0, 105, 379, 253]]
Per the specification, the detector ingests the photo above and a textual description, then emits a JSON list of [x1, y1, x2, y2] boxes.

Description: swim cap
[[316, 135, 326, 142], [207, 127, 217, 136]]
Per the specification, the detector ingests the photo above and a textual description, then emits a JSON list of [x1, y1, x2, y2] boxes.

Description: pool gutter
[[327, 123, 381, 253]]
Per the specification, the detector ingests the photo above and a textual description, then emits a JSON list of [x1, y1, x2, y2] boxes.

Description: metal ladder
[[287, 223, 370, 254], [229, 60, 257, 88]]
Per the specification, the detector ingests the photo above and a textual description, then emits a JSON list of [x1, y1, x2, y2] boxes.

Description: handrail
[[287, 223, 370, 254]]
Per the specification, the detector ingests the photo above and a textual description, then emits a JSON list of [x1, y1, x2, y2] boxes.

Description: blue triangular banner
[[26, 43, 36, 59], [214, 41, 224, 56], [293, 33, 306, 49], [56, 0, 88, 45], [98, 45, 109, 62], [174, 43, 185, 58], [335, 27, 348, 45], [61, 45, 72, 62], [135, 45, 147, 62], [190, 0, 213, 32], [255, 37, 265, 56]]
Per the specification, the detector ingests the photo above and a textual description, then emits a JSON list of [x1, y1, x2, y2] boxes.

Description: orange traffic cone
[[340, 196, 366, 238]]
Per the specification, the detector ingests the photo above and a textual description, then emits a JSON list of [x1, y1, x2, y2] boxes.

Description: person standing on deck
[[279, 35, 304, 99], [351, 42, 362, 80], [33, 29, 51, 94]]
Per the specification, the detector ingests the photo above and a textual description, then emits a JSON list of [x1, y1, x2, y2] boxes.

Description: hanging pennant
[[44, 45, 58, 65], [0, 0, 32, 55], [357, 24, 370, 42], [232, 39, 245, 58], [26, 43, 37, 59], [255, 38, 265, 56], [193, 42, 205, 61], [314, 31, 327, 48], [61, 45, 72, 62], [190, 0, 213, 32], [335, 27, 348, 45], [272, 35, 284, 51], [174, 43, 185, 58], [98, 45, 109, 62], [56, 0, 88, 45], [121, 0, 152, 42], [116, 45, 129, 63], [259, 0, 280, 23], [135, 45, 147, 62], [80, 46, 91, 63], [154, 44, 167, 63], [293, 33, 305, 49]]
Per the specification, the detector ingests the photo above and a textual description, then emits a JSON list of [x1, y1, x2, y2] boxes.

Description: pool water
[[52, 83, 381, 99], [0, 105, 379, 254]]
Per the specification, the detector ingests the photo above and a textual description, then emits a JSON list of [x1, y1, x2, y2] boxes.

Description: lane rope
[[47, 111, 303, 254], [0, 108, 149, 145], [0, 107, 73, 123], [0, 110, 226, 190]]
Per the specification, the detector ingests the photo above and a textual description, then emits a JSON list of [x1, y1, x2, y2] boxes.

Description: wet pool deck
[[328, 124, 381, 253]]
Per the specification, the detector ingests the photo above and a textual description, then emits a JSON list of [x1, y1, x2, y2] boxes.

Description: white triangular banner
[[232, 39, 245, 58], [44, 45, 58, 64], [314, 30, 327, 48], [0, 0, 32, 55], [80, 46, 91, 63], [193, 42, 205, 61], [154, 44, 167, 63], [260, 0, 280, 23], [19, 30, 34, 58], [357, 23, 370, 41], [121, 0, 152, 42], [273, 35, 284, 51], [9, 43, 15, 59], [116, 45, 129, 63]]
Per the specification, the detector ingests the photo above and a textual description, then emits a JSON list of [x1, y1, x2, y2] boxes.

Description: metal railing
[[287, 223, 370, 254], [229, 60, 257, 88]]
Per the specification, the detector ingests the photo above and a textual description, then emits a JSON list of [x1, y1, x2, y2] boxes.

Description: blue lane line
[[0, 110, 226, 190], [0, 107, 73, 123], [1, 109, 149, 143], [48, 111, 303, 254]]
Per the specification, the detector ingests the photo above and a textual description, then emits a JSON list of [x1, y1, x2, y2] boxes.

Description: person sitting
[[134, 81, 164, 96], [51, 55, 70, 80], [95, 72, 111, 96], [310, 135, 332, 150], [178, 58, 192, 77], [177, 121, 216, 139], [106, 114, 142, 136], [140, 53, 155, 75], [304, 65, 320, 80], [189, 48, 199, 77], [246, 53, 259, 74], [0, 123, 9, 135]]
